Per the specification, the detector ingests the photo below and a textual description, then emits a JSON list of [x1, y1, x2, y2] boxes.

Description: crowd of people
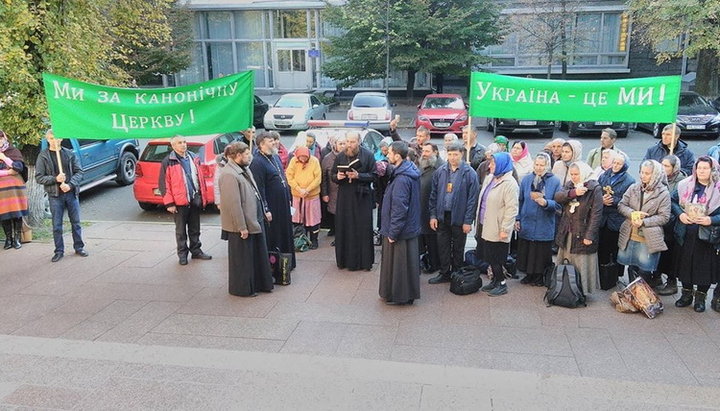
[[2, 121, 720, 314], [207, 122, 720, 313]]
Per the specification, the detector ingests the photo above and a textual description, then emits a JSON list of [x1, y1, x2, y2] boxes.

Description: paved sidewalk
[[1, 221, 720, 409]]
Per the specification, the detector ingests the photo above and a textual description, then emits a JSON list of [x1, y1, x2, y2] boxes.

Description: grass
[[1, 219, 92, 243]]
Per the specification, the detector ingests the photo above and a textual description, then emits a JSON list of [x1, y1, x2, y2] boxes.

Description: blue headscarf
[[492, 152, 514, 176]]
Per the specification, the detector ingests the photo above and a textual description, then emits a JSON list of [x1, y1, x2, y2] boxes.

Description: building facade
[[176, 0, 682, 90]]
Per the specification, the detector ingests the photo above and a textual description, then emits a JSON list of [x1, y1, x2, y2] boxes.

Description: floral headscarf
[[678, 156, 720, 213]]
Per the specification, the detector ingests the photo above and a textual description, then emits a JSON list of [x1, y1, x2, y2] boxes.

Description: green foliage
[[322, 0, 502, 88], [0, 0, 192, 148], [628, 0, 720, 63]]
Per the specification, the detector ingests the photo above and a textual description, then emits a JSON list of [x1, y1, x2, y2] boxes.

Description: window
[[234, 11, 264, 39], [310, 96, 321, 106], [214, 134, 235, 155], [237, 42, 266, 87], [292, 50, 306, 71], [275, 95, 308, 109], [205, 12, 232, 39], [278, 49, 292, 72], [422, 97, 464, 110], [206, 43, 234, 79], [274, 10, 308, 38], [78, 139, 101, 147]]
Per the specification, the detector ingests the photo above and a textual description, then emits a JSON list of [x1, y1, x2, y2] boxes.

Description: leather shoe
[[191, 252, 212, 260], [179, 255, 188, 265], [75, 249, 89, 257], [51, 252, 64, 263]]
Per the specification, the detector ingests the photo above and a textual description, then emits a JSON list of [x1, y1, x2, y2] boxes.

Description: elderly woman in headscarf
[[477, 152, 519, 296], [551, 140, 582, 186], [0, 130, 28, 249], [375, 137, 393, 162], [672, 156, 720, 313], [616, 160, 671, 288], [554, 161, 603, 295], [285, 146, 322, 249], [510, 140, 533, 183], [547, 138, 566, 166], [516, 152, 561, 286], [596, 150, 635, 289], [590, 148, 614, 180], [655, 154, 687, 295]]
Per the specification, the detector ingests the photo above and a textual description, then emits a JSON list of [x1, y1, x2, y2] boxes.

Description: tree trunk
[[406, 69, 416, 101], [434, 72, 444, 93], [560, 17, 568, 79], [25, 166, 47, 228], [695, 49, 719, 97]]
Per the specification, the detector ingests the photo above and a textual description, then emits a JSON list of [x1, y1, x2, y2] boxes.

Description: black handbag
[[268, 248, 292, 285], [450, 266, 483, 295], [599, 262, 623, 291], [699, 225, 720, 244]]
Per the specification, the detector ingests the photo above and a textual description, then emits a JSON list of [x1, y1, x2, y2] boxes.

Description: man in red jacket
[[159, 135, 212, 265]]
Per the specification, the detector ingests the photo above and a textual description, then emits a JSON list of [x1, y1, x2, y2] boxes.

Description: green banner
[[469, 73, 681, 123], [42, 72, 254, 139]]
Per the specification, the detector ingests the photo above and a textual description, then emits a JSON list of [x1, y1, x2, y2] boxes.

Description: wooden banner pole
[[54, 146, 64, 175], [670, 122, 677, 155], [466, 116, 472, 163]]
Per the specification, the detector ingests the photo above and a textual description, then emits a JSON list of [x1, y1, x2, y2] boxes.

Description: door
[[275, 48, 311, 90]]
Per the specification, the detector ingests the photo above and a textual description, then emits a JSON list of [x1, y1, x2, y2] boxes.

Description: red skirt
[[0, 174, 28, 220]]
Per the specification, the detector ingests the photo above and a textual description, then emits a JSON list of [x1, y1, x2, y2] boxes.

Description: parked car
[[306, 120, 385, 153], [40, 138, 140, 190], [710, 96, 720, 112], [637, 91, 720, 139], [133, 133, 244, 210], [347, 92, 393, 131], [415, 94, 469, 135], [487, 118, 555, 138], [559, 121, 629, 138], [253, 95, 269, 128], [263, 93, 327, 131]]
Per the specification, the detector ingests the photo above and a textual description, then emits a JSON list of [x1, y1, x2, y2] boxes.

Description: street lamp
[[384, 0, 390, 97]]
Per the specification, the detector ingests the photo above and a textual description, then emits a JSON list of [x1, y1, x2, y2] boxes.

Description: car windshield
[[678, 94, 716, 115], [275, 96, 308, 108], [422, 97, 464, 109], [353, 95, 387, 108], [141, 143, 202, 162]]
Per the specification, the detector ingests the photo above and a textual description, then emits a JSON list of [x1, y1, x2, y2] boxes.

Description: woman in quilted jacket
[[616, 160, 671, 285], [671, 156, 720, 313]]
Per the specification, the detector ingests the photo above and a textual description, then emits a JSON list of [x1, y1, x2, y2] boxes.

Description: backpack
[[463, 250, 490, 274], [450, 266, 483, 295], [293, 225, 311, 252], [544, 259, 586, 308]]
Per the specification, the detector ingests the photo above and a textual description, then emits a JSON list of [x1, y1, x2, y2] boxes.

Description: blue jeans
[[49, 192, 84, 254]]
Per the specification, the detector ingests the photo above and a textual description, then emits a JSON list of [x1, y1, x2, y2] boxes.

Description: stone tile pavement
[[1, 221, 719, 409]]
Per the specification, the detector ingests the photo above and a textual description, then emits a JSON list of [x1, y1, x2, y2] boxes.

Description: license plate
[[435, 122, 450, 127], [361, 114, 377, 120], [153, 188, 161, 196], [595, 121, 612, 126], [519, 120, 536, 126], [687, 124, 705, 130], [275, 120, 291, 126]]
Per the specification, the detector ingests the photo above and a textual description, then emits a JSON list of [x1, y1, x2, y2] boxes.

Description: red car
[[415, 93, 469, 135], [133, 133, 244, 210]]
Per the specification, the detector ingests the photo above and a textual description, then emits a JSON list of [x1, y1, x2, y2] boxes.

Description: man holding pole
[[461, 125, 486, 170], [35, 130, 88, 262], [643, 124, 694, 176]]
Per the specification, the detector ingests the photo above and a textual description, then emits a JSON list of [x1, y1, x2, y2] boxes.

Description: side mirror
[[391, 103, 397, 107], [312, 104, 319, 109], [417, 104, 421, 109]]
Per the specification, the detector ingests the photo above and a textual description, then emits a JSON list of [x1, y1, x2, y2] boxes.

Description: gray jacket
[[35, 148, 83, 197], [617, 183, 671, 254]]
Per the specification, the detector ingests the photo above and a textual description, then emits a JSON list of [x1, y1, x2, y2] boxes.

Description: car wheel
[[617, 130, 628, 138], [653, 123, 662, 139], [116, 152, 137, 186], [322, 113, 326, 120], [543, 131, 554, 139], [558, 122, 568, 132], [42, 191, 52, 219], [568, 123, 579, 137], [138, 202, 156, 211], [487, 119, 494, 132]]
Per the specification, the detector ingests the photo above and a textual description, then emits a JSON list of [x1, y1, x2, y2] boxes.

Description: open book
[[337, 158, 360, 174]]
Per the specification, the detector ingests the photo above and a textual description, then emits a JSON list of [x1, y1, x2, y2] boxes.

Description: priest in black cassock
[[332, 131, 376, 271], [250, 132, 296, 270]]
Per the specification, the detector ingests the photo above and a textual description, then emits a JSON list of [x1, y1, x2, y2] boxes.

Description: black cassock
[[332, 147, 376, 271], [250, 150, 296, 269]]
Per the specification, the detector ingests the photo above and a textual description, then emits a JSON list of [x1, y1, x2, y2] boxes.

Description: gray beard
[[419, 156, 437, 169]]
